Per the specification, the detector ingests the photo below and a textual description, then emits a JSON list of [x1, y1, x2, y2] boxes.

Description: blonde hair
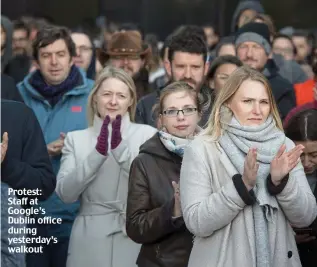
[[87, 66, 137, 126], [204, 65, 283, 140], [153, 81, 203, 117]]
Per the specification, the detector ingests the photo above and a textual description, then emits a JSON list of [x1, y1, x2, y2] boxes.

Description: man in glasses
[[71, 32, 96, 80]]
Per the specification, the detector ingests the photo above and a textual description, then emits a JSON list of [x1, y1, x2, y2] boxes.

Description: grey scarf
[[218, 108, 285, 267]]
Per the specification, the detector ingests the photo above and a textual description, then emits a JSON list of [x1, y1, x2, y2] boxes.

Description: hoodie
[[1, 16, 13, 72], [231, 0, 265, 33]]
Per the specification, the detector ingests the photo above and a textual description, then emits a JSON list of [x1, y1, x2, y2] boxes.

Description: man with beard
[[12, 20, 31, 56], [3, 19, 33, 83], [105, 31, 152, 100], [135, 29, 211, 128], [235, 22, 296, 120]]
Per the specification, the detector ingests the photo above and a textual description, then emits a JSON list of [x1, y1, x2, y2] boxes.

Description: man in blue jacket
[[17, 26, 94, 267]]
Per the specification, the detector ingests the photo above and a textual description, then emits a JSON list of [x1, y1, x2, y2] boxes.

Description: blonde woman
[[56, 66, 157, 267], [180, 66, 317, 267]]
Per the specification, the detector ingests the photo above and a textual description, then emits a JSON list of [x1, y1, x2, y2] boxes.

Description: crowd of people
[[1, 0, 317, 266]]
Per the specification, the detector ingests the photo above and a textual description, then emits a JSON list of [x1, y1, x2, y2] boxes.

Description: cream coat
[[180, 136, 317, 267], [56, 114, 157, 267]]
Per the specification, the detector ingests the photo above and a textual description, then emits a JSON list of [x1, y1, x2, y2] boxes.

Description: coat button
[[288, 251, 293, 258]]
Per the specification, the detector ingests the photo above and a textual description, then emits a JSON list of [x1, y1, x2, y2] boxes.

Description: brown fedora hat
[[106, 31, 150, 57]]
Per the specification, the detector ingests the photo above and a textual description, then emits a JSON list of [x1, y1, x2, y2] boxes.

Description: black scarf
[[29, 65, 83, 107]]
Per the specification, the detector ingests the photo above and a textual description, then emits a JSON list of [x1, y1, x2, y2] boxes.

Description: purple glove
[[96, 116, 110, 155], [111, 115, 122, 150]]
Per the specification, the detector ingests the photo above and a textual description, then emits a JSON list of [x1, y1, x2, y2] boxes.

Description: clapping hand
[[270, 144, 304, 186], [47, 132, 66, 157], [242, 148, 259, 191], [96, 115, 123, 156], [172, 181, 182, 217], [111, 115, 122, 150]]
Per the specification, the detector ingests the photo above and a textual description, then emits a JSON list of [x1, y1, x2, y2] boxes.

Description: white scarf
[[158, 127, 200, 157]]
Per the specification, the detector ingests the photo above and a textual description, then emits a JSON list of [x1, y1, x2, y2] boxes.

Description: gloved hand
[[96, 116, 111, 156], [111, 115, 122, 150]]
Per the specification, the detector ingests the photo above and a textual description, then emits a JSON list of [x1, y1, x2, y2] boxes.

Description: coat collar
[[92, 112, 131, 139], [21, 67, 91, 100]]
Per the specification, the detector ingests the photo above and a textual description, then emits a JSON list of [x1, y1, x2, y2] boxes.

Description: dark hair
[[168, 29, 208, 63], [33, 26, 76, 61], [292, 30, 312, 46], [285, 109, 317, 141], [13, 20, 30, 38], [273, 34, 297, 55], [214, 36, 235, 57], [207, 55, 243, 80]]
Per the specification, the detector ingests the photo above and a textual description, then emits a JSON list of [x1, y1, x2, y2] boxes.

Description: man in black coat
[[1, 100, 55, 197], [1, 100, 56, 267], [236, 22, 296, 120]]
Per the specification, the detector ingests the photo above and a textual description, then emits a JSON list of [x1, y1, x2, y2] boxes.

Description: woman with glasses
[[126, 82, 201, 267]]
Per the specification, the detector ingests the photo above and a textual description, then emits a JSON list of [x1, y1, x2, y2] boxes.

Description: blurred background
[[2, 0, 317, 40]]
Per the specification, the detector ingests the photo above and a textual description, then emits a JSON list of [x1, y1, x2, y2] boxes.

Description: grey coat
[[56, 114, 157, 267], [180, 136, 317, 267]]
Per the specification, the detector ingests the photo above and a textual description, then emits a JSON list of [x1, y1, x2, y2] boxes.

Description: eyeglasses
[[162, 107, 198, 117]]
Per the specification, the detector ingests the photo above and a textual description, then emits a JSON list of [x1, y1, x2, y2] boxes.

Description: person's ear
[[165, 60, 172, 77]]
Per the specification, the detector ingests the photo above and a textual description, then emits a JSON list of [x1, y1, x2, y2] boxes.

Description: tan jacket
[[180, 136, 317, 267]]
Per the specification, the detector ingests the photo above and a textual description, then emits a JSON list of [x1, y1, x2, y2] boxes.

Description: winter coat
[[1, 74, 24, 102], [1, 100, 55, 267], [180, 136, 317, 267], [55, 114, 156, 267], [297, 176, 317, 267], [126, 133, 193, 267], [17, 68, 94, 238]]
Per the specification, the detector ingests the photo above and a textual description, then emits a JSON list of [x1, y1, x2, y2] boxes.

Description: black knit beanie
[[235, 23, 271, 55]]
